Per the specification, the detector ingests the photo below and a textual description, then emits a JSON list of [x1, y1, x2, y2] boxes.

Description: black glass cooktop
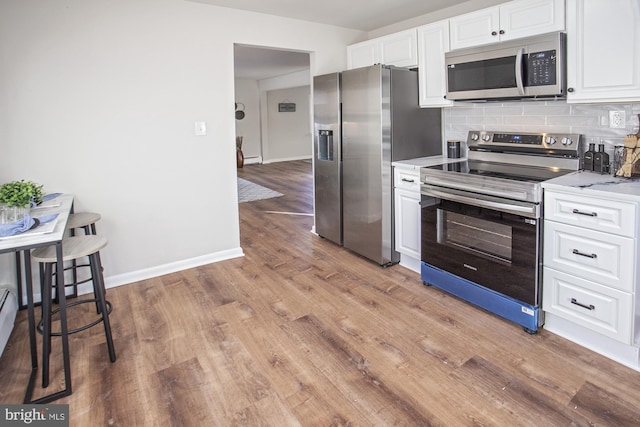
[[425, 160, 571, 183]]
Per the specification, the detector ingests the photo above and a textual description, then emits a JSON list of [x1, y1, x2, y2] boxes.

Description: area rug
[[237, 178, 283, 203]]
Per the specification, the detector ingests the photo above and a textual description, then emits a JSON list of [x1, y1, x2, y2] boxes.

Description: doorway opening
[[233, 44, 312, 166]]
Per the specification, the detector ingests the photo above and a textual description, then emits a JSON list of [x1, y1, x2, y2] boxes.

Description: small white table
[[0, 194, 73, 403]]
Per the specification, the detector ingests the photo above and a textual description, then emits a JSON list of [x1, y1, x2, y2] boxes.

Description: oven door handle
[[421, 184, 539, 219], [423, 177, 529, 201]]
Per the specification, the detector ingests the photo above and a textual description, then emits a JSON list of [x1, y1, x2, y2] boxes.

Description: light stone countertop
[[542, 170, 640, 203], [392, 155, 466, 171]]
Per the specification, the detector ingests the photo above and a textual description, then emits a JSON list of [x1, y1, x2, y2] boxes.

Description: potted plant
[[0, 180, 44, 222]]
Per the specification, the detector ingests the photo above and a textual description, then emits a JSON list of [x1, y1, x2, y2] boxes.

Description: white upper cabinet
[[417, 20, 454, 107], [450, 0, 565, 50], [566, 0, 640, 103], [346, 42, 378, 70], [380, 30, 419, 67], [347, 29, 418, 69], [449, 6, 500, 50]]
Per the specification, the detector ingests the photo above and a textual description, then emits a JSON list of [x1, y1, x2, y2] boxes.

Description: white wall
[[234, 79, 262, 161], [264, 86, 312, 163], [0, 0, 364, 289]]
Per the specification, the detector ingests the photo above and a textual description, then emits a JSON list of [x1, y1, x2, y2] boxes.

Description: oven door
[[421, 187, 540, 306]]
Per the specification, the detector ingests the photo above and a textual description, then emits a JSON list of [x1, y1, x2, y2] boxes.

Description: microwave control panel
[[526, 50, 557, 86]]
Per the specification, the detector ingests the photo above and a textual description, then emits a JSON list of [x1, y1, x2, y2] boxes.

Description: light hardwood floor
[[1, 160, 640, 426]]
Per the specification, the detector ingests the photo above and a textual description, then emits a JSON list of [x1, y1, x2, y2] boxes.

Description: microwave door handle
[[515, 48, 525, 96]]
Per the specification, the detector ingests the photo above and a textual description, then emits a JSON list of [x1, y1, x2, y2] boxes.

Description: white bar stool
[[31, 235, 116, 388]]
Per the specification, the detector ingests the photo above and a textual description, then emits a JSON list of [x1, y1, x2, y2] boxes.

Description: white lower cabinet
[[542, 186, 640, 370], [394, 167, 421, 273]]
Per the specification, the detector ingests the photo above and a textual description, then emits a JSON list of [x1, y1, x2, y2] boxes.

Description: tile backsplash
[[443, 101, 640, 159]]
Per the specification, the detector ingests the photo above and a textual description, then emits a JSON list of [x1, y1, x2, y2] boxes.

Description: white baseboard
[[14, 248, 245, 304], [399, 254, 421, 274], [262, 155, 311, 164], [544, 312, 640, 372], [244, 156, 261, 165], [103, 247, 244, 290]]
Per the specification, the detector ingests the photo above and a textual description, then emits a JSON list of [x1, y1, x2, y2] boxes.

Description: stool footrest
[[37, 299, 113, 336]]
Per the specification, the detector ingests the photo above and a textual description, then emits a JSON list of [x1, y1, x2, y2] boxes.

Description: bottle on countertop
[[583, 142, 595, 171], [593, 143, 610, 174]]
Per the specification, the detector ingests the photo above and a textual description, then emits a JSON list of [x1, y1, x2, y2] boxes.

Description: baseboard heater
[[0, 287, 18, 357]]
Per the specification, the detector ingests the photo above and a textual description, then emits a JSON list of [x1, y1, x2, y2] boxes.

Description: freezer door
[[341, 65, 396, 265], [313, 72, 342, 245]]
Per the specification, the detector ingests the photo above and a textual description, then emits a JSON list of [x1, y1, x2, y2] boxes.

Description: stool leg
[[38, 263, 45, 320], [90, 252, 116, 362], [41, 263, 53, 388]]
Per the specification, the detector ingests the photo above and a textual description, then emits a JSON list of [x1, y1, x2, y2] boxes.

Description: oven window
[[437, 209, 512, 264]]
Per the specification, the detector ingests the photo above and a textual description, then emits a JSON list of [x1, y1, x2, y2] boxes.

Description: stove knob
[[561, 137, 573, 146], [470, 133, 479, 141], [545, 136, 557, 145], [481, 134, 491, 142]]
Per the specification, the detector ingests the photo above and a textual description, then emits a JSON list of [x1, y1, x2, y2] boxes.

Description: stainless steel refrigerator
[[313, 64, 442, 265]]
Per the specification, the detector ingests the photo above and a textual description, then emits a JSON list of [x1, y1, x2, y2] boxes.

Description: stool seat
[[65, 212, 101, 231], [32, 235, 107, 263]]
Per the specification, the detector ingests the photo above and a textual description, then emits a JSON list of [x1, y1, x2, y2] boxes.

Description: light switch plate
[[195, 121, 207, 136]]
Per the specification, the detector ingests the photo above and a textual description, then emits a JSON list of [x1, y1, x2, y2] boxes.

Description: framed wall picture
[[278, 102, 296, 112]]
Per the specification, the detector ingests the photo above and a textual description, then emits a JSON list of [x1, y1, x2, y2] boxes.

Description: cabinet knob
[[567, 87, 574, 93], [491, 31, 498, 36], [499, 30, 505, 35]]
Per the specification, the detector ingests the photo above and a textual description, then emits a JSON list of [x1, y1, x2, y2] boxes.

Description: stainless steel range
[[420, 131, 582, 333]]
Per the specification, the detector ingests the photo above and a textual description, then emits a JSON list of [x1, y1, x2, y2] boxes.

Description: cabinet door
[[394, 188, 421, 259], [450, 0, 564, 50], [418, 20, 454, 107], [380, 29, 418, 68], [500, 0, 565, 41], [347, 40, 379, 70], [566, 0, 640, 103], [449, 7, 500, 50]]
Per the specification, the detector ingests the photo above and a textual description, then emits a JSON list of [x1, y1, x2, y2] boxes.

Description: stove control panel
[[467, 131, 582, 157]]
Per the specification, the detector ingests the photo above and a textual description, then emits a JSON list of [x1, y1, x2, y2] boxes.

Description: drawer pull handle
[[401, 178, 415, 183], [571, 298, 595, 311], [572, 249, 597, 259], [572, 208, 597, 217]]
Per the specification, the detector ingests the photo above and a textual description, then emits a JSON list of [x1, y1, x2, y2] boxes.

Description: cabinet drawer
[[394, 168, 420, 192], [543, 267, 632, 344], [544, 190, 636, 237], [543, 221, 634, 292]]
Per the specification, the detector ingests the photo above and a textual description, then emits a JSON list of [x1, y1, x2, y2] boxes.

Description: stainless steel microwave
[[445, 32, 566, 101]]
